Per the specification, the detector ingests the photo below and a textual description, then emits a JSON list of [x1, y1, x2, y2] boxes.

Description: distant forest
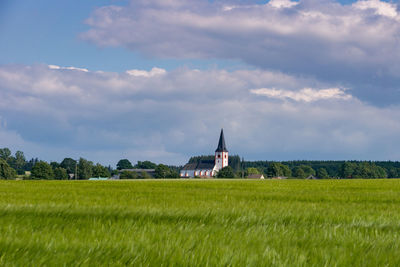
[[188, 155, 400, 179]]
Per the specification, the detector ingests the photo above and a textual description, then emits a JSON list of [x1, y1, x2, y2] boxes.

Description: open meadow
[[0, 179, 400, 266]]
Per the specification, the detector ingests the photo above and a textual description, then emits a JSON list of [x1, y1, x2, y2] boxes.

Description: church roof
[[215, 128, 228, 152], [182, 160, 215, 170], [182, 163, 197, 170], [197, 160, 215, 169]]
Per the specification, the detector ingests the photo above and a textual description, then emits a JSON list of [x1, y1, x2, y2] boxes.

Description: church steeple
[[213, 129, 229, 175], [215, 128, 228, 152]]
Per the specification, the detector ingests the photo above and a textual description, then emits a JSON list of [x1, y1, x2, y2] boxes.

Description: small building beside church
[[180, 129, 229, 178], [247, 174, 265, 179]]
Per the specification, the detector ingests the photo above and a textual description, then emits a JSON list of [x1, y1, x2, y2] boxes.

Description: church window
[[218, 155, 221, 158]]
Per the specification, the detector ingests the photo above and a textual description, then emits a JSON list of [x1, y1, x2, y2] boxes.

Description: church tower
[[214, 129, 228, 172]]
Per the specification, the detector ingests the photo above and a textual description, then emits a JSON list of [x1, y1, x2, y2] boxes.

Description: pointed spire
[[215, 128, 228, 152]]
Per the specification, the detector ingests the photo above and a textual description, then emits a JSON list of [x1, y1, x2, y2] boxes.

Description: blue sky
[[0, 0, 251, 72], [0, 0, 375, 71], [1, 0, 400, 166]]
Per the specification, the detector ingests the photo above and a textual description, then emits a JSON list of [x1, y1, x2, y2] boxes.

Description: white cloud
[[126, 67, 166, 77], [269, 0, 299, 9], [48, 64, 89, 72], [353, 0, 398, 18], [48, 65, 61, 70], [223, 6, 237, 11], [251, 87, 352, 102]]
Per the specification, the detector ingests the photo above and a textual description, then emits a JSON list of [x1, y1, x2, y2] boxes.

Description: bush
[[216, 166, 235, 178], [120, 171, 138, 179], [92, 164, 111, 178], [141, 171, 151, 179]]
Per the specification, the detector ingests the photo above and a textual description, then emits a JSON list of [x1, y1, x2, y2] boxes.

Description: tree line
[[1, 147, 400, 179], [0, 148, 180, 180]]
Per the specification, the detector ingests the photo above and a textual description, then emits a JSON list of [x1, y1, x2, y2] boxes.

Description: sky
[[1, 0, 400, 166]]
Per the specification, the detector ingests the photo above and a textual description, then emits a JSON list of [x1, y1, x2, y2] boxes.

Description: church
[[180, 129, 228, 178]]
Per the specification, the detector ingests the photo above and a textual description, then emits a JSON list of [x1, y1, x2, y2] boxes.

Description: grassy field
[[0, 179, 399, 266]]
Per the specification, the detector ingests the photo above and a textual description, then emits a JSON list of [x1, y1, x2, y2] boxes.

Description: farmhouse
[[180, 129, 229, 178], [306, 175, 320, 180], [247, 174, 265, 179]]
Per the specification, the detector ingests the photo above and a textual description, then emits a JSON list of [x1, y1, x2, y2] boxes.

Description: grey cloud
[[81, 0, 400, 105]]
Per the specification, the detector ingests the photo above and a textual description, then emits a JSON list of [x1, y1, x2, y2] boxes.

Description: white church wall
[[180, 170, 195, 178], [214, 151, 228, 171]]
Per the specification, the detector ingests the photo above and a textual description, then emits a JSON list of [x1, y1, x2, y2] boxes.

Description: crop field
[[0, 179, 400, 266]]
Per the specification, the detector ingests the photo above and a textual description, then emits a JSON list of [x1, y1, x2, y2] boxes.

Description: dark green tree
[[353, 162, 369, 178], [301, 165, 316, 177], [267, 162, 291, 177], [216, 166, 235, 178], [247, 167, 260, 175], [340, 162, 356, 178], [293, 167, 306, 178], [25, 158, 39, 171], [155, 164, 171, 178], [169, 170, 179, 178], [60, 158, 77, 174], [228, 155, 241, 172], [0, 159, 16, 179], [0, 148, 11, 161], [135, 161, 157, 169], [92, 163, 111, 178], [54, 167, 68, 180], [116, 159, 133, 170], [353, 162, 387, 179], [267, 163, 281, 177], [280, 165, 292, 177], [6, 156, 15, 170], [387, 168, 398, 178], [78, 158, 93, 179], [12, 151, 26, 174], [31, 161, 54, 180], [375, 166, 387, 178], [316, 168, 329, 178], [50, 161, 60, 170]]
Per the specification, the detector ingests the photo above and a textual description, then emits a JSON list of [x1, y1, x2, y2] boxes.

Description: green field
[[0, 179, 400, 266]]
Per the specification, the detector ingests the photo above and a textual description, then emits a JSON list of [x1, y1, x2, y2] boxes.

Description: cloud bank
[[81, 0, 400, 105], [1, 64, 400, 165]]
